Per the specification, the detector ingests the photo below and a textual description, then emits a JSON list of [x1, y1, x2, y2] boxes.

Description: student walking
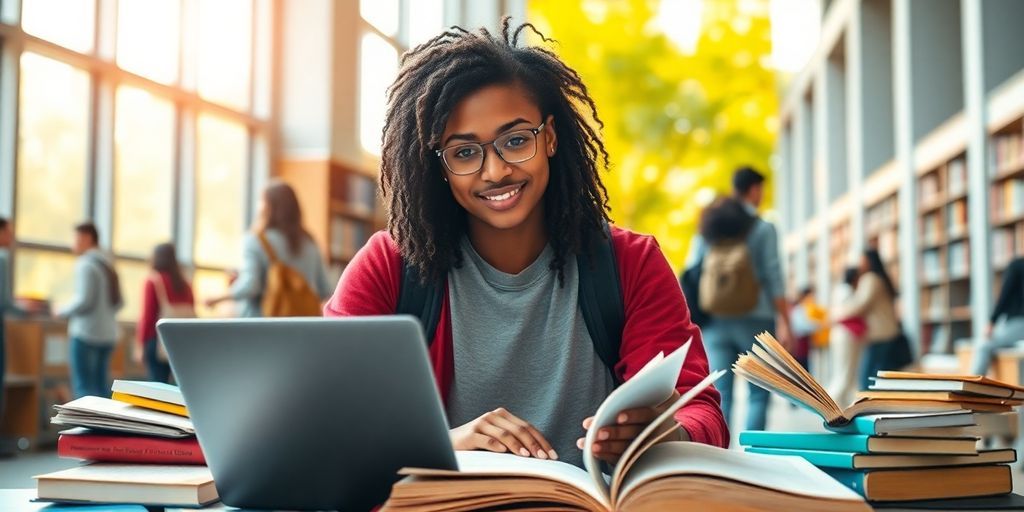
[[833, 250, 900, 391], [969, 257, 1024, 376], [205, 181, 332, 317], [685, 168, 793, 432], [324, 19, 727, 469], [57, 223, 123, 399], [136, 243, 195, 383]]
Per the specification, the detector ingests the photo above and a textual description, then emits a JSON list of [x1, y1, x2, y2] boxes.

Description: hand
[[449, 408, 558, 460], [132, 347, 144, 365], [775, 321, 795, 351], [986, 323, 994, 338], [577, 390, 688, 465], [204, 297, 222, 309]]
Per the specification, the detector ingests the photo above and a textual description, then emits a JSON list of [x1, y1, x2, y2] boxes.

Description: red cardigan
[[323, 226, 729, 448], [136, 272, 195, 346]]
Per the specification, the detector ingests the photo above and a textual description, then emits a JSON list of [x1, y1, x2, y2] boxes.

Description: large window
[[113, 86, 175, 256], [16, 52, 90, 246], [2, 0, 271, 323]]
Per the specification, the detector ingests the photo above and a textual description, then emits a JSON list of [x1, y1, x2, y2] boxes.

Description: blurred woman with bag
[[136, 243, 195, 383]]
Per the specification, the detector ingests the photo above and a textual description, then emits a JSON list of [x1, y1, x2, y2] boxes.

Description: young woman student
[[324, 19, 727, 468]]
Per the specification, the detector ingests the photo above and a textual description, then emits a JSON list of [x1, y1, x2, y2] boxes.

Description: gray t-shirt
[[446, 238, 615, 468]]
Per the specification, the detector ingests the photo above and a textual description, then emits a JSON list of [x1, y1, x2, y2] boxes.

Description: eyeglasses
[[435, 122, 546, 176]]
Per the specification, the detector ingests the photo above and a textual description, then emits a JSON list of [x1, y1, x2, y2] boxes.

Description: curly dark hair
[[380, 17, 612, 284]]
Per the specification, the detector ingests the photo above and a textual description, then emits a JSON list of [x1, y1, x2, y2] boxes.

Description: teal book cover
[[822, 468, 867, 498], [744, 446, 859, 468], [739, 431, 872, 453], [826, 416, 878, 435]]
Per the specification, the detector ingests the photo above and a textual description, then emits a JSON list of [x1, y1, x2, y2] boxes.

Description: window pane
[[13, 249, 77, 308], [192, 268, 231, 318], [408, 0, 444, 47], [17, 53, 90, 245], [197, 0, 252, 110], [195, 114, 247, 268], [114, 86, 175, 256], [116, 0, 180, 84], [115, 259, 149, 322], [359, 33, 398, 155], [360, 0, 399, 37], [21, 0, 96, 53]]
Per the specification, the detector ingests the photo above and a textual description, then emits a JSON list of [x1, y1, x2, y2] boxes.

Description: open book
[[733, 333, 1005, 428], [383, 341, 870, 512]]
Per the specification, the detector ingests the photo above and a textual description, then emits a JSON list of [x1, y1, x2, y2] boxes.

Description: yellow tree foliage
[[528, 0, 778, 272]]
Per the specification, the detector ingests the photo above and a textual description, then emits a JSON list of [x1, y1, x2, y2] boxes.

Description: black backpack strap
[[397, 262, 444, 346], [577, 222, 625, 385]]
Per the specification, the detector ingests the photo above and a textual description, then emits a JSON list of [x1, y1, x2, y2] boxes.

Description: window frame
[[0, 0, 273, 319]]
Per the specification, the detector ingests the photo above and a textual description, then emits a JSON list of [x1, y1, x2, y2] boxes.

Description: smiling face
[[439, 83, 556, 234]]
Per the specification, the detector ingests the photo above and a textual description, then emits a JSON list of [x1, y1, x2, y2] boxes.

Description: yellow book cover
[[111, 392, 189, 417]]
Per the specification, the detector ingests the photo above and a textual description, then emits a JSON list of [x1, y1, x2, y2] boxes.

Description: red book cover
[[57, 428, 206, 465]]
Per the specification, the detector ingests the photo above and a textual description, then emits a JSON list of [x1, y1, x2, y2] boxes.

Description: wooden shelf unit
[[2, 319, 141, 449], [865, 192, 900, 285], [279, 161, 384, 286], [917, 154, 971, 355], [991, 116, 1024, 287]]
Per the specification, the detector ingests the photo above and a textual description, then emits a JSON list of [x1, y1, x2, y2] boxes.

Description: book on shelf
[[58, 427, 205, 465], [948, 241, 969, 279], [383, 341, 869, 512], [346, 173, 377, 215], [919, 173, 941, 207], [822, 465, 1011, 502], [947, 199, 968, 236], [947, 158, 968, 197], [330, 215, 370, 261], [922, 250, 942, 284], [737, 431, 977, 455], [51, 396, 195, 438], [922, 213, 942, 246], [994, 131, 1023, 174], [732, 333, 1015, 428], [992, 178, 1024, 222], [743, 447, 1013, 470], [35, 463, 217, 507]]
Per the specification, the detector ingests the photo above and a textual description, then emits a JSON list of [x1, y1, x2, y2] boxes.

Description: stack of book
[[34, 381, 218, 508], [735, 333, 1020, 504]]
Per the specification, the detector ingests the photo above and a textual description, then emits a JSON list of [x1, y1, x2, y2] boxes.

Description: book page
[[581, 340, 691, 504], [54, 396, 194, 431], [617, 442, 864, 505], [609, 369, 726, 504], [400, 450, 608, 509]]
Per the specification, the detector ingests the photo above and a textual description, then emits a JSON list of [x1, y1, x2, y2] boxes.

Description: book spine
[[58, 434, 205, 465], [827, 417, 876, 435]]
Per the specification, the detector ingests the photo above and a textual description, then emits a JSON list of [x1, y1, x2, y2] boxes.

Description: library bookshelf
[[991, 115, 1024, 297]]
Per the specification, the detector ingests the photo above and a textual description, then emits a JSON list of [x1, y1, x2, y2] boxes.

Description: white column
[[0, 40, 20, 219], [813, 71, 831, 301], [961, 0, 992, 341], [793, 99, 812, 289], [892, 0, 921, 349]]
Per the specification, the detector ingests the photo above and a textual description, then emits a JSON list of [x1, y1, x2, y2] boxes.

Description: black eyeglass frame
[[434, 122, 547, 176]]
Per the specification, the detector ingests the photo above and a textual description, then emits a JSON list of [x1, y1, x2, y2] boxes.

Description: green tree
[[529, 0, 778, 271]]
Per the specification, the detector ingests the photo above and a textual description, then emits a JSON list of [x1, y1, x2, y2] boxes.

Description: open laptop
[[157, 316, 458, 511]]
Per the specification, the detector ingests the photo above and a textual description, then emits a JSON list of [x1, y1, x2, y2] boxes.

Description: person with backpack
[[205, 181, 331, 317], [323, 19, 727, 469], [56, 222, 124, 399], [684, 167, 793, 432], [135, 243, 195, 383]]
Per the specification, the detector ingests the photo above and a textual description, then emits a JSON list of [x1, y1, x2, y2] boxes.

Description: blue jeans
[[143, 338, 172, 383], [70, 337, 114, 399], [858, 340, 893, 392], [704, 317, 775, 431]]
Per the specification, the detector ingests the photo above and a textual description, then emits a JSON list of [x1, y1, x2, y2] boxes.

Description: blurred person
[[324, 19, 727, 468], [684, 167, 793, 432], [970, 257, 1024, 376], [833, 250, 900, 391], [136, 243, 195, 383], [204, 181, 332, 317], [56, 222, 123, 399], [827, 267, 868, 406], [789, 287, 825, 371]]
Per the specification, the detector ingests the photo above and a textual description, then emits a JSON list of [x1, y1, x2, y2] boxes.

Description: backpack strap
[[396, 263, 445, 343], [576, 222, 625, 385], [256, 232, 279, 264]]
